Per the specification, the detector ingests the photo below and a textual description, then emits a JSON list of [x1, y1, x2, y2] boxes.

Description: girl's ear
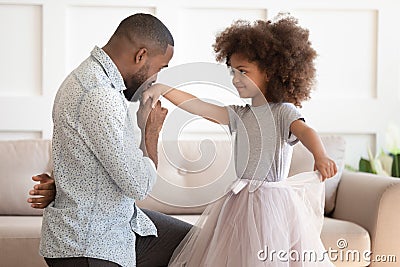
[[135, 48, 148, 64], [265, 72, 270, 82]]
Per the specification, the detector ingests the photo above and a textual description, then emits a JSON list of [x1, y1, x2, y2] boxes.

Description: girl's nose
[[232, 73, 240, 85]]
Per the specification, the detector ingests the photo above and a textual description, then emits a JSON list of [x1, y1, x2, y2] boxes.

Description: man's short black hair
[[113, 13, 174, 54]]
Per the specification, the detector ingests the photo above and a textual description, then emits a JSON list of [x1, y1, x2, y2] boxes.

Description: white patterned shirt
[[40, 46, 158, 267]]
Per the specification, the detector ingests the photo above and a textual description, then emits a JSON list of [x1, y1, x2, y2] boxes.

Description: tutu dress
[[168, 102, 334, 267]]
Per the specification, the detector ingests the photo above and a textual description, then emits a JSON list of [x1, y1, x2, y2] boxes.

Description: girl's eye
[[229, 68, 246, 76]]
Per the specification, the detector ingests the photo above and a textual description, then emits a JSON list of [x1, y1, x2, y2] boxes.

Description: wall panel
[[0, 4, 42, 96], [177, 8, 267, 63], [66, 5, 155, 73], [0, 0, 398, 169], [291, 9, 378, 99]]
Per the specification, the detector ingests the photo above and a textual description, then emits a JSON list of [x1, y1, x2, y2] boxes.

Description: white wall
[[0, 0, 399, 168]]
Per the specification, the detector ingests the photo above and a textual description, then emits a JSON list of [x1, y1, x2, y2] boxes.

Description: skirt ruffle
[[168, 171, 334, 267]]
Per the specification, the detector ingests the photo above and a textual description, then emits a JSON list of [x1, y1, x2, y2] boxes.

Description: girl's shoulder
[[270, 102, 297, 110], [227, 104, 252, 116], [228, 102, 300, 119], [270, 102, 302, 121]]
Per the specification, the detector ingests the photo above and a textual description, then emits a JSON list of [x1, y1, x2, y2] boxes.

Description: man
[[28, 13, 192, 267]]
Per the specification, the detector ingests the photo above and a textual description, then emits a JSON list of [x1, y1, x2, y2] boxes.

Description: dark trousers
[[45, 209, 193, 267]]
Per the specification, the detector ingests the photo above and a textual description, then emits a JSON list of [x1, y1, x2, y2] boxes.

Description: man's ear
[[135, 48, 148, 64]]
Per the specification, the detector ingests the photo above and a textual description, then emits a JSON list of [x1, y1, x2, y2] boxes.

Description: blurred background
[[0, 0, 399, 169]]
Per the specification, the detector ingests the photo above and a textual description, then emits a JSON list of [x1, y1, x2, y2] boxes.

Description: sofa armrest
[[332, 170, 400, 266]]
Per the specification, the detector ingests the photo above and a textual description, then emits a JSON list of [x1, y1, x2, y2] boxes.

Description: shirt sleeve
[[143, 157, 157, 189], [227, 104, 249, 134], [78, 88, 157, 200], [280, 103, 305, 146]]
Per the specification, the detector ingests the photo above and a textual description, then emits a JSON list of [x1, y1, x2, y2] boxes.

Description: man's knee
[[136, 209, 193, 266]]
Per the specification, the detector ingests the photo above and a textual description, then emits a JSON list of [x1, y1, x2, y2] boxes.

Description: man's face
[[124, 45, 174, 101]]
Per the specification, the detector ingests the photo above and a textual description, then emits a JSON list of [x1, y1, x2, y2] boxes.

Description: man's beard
[[123, 63, 150, 102]]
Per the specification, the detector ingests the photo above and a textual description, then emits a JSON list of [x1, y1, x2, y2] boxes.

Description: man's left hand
[[27, 173, 56, 209]]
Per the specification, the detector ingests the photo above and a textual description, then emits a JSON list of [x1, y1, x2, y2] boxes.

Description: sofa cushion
[[0, 140, 52, 215], [0, 216, 42, 238], [0, 216, 46, 267], [289, 135, 346, 215], [321, 217, 370, 266]]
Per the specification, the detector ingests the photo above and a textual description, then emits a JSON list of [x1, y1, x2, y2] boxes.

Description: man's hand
[[27, 174, 56, 209], [137, 99, 168, 166], [137, 97, 153, 131], [137, 99, 168, 134], [146, 100, 168, 134]]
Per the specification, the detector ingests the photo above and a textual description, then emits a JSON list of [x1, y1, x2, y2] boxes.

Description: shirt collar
[[91, 46, 126, 91]]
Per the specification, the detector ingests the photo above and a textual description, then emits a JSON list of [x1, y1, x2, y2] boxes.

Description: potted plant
[[353, 124, 400, 177]]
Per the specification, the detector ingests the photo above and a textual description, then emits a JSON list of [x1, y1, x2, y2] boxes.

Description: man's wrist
[[141, 129, 159, 166]]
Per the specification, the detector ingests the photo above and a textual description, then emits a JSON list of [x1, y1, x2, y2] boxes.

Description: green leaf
[[392, 154, 400, 178], [367, 147, 377, 173], [345, 164, 357, 172], [359, 158, 374, 174]]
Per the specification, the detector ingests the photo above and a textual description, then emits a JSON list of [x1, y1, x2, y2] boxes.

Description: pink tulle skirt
[[168, 171, 334, 267]]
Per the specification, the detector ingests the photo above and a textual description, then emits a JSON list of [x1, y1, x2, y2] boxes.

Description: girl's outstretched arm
[[290, 119, 337, 180], [142, 83, 229, 125]]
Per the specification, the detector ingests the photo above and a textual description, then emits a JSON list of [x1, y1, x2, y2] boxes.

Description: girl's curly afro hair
[[213, 14, 317, 107]]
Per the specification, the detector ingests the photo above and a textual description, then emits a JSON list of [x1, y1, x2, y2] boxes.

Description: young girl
[[143, 15, 336, 266]]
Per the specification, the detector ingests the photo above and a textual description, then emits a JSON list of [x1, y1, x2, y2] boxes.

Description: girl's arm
[[142, 83, 229, 125], [290, 119, 337, 180]]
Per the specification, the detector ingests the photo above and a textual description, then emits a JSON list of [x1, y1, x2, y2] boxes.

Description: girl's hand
[[314, 156, 337, 181], [142, 83, 171, 109]]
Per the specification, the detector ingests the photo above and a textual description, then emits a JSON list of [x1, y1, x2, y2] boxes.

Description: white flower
[[386, 123, 400, 154]]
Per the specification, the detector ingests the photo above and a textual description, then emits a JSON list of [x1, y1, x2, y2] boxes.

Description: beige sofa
[[0, 137, 399, 267]]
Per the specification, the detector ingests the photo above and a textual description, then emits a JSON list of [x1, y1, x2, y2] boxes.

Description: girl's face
[[229, 53, 268, 103]]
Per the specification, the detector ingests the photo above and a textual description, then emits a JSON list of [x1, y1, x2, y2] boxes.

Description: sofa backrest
[[137, 139, 237, 214], [289, 135, 346, 214], [1, 136, 345, 216], [0, 139, 52, 215], [138, 135, 346, 215]]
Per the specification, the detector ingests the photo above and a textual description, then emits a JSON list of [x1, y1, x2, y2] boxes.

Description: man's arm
[[27, 174, 56, 209], [78, 89, 162, 200], [137, 100, 167, 167]]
